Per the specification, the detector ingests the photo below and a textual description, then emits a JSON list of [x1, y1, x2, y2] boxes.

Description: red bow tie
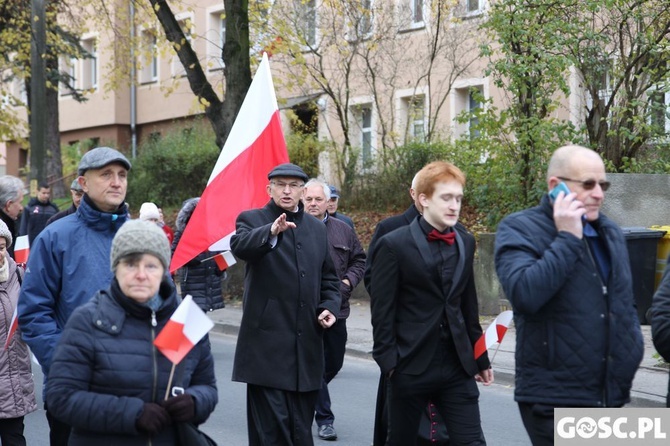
[[427, 229, 456, 245]]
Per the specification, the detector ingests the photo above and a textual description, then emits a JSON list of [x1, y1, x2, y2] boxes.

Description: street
[[25, 332, 529, 445]]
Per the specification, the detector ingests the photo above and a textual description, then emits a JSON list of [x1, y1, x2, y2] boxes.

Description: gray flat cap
[[70, 179, 83, 192], [329, 185, 340, 199], [78, 147, 132, 176], [267, 163, 308, 182]]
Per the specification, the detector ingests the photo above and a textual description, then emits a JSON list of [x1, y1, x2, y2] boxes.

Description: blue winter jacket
[[46, 279, 217, 445], [495, 195, 643, 407], [18, 196, 129, 379]]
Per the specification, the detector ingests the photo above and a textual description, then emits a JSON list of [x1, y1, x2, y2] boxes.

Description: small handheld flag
[[474, 310, 513, 361], [14, 236, 29, 264], [210, 251, 236, 271], [3, 306, 18, 350], [154, 295, 214, 365]]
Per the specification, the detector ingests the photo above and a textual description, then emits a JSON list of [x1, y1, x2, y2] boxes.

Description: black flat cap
[[78, 147, 132, 176], [267, 163, 308, 182]]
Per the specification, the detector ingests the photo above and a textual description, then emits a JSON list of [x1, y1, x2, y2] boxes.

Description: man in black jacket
[[230, 163, 341, 446], [495, 145, 643, 445], [304, 179, 366, 441], [20, 183, 59, 245], [370, 161, 491, 445]]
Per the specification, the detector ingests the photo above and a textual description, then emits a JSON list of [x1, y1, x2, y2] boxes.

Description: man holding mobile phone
[[494, 145, 643, 445]]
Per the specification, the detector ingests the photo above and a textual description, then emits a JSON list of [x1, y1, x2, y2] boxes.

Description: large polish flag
[[154, 295, 215, 364], [170, 53, 289, 272], [473, 310, 513, 360]]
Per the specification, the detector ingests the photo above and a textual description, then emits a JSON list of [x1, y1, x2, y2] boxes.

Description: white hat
[[139, 202, 160, 221]]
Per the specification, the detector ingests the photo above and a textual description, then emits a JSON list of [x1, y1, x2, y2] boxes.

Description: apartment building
[[2, 0, 666, 180]]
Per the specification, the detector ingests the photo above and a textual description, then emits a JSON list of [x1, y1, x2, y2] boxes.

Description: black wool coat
[[230, 200, 341, 392]]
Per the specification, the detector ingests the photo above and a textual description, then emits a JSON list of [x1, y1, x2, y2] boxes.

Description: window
[[648, 88, 670, 138], [457, 0, 485, 18], [350, 103, 375, 168], [452, 81, 485, 139], [172, 17, 193, 78], [59, 56, 77, 95], [411, 0, 424, 24], [359, 0, 373, 37], [140, 29, 158, 84], [466, 0, 481, 13], [80, 38, 97, 90], [409, 97, 426, 141], [297, 0, 317, 47], [467, 89, 482, 138], [207, 9, 226, 70]]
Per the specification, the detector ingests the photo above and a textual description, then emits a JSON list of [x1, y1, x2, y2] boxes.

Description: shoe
[[318, 424, 337, 441]]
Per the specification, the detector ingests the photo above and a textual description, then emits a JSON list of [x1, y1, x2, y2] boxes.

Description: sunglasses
[[558, 177, 611, 192]]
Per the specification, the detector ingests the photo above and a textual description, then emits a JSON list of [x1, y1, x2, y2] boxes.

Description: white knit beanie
[[110, 220, 171, 271], [139, 202, 161, 221], [0, 219, 11, 247]]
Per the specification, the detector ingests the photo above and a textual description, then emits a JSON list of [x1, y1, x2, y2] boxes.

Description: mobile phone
[[548, 182, 571, 202]]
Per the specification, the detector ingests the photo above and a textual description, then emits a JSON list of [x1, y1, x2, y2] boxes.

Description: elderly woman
[[0, 219, 36, 445], [46, 220, 218, 445]]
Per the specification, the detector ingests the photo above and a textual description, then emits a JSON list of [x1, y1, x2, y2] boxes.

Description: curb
[[212, 321, 666, 407]]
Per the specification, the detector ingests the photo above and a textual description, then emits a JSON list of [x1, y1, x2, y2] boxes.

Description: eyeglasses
[[558, 177, 611, 192], [271, 181, 304, 191]]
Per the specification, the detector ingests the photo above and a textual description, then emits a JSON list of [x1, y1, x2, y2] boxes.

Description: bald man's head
[[547, 145, 603, 182]]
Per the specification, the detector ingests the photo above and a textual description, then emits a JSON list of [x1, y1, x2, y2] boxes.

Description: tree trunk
[[150, 0, 251, 150]]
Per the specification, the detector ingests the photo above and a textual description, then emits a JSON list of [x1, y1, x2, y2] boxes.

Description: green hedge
[[126, 126, 220, 210]]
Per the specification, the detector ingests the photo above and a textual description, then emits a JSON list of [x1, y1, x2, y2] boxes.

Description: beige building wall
[[1, 0, 591, 182]]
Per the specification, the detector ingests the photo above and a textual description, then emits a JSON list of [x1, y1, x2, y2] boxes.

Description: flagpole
[[164, 363, 177, 400], [489, 342, 503, 366]]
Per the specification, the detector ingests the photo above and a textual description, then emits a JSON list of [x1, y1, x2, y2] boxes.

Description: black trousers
[[386, 347, 485, 446], [314, 318, 347, 427], [45, 403, 71, 446], [0, 417, 26, 446], [247, 384, 319, 446], [517, 403, 557, 446]]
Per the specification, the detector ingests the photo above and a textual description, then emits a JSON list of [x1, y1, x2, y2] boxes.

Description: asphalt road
[[24, 332, 530, 445]]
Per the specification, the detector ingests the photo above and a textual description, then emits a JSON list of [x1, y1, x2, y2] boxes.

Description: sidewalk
[[209, 297, 668, 407]]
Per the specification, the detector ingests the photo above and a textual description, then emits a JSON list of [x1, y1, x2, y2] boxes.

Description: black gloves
[[136, 403, 171, 435], [162, 393, 195, 422]]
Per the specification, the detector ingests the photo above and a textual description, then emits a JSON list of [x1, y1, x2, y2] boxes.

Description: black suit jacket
[[370, 218, 490, 377], [364, 205, 420, 293]]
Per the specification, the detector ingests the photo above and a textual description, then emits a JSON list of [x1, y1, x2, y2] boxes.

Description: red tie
[[427, 229, 456, 245]]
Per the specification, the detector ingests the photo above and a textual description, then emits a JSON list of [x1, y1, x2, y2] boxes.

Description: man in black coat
[[303, 179, 366, 441], [230, 163, 341, 446], [370, 161, 492, 446]]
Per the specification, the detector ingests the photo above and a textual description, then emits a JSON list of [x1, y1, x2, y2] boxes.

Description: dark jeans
[[247, 384, 319, 446], [517, 403, 556, 446], [0, 417, 26, 446], [386, 346, 485, 446], [45, 403, 71, 446], [314, 319, 347, 427]]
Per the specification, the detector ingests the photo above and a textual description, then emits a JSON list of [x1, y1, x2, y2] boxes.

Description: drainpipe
[[130, 0, 137, 158]]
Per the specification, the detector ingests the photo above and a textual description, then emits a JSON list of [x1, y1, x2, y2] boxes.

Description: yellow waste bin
[[648, 225, 670, 290]]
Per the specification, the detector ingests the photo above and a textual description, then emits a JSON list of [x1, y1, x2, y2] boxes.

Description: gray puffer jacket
[[0, 257, 37, 419]]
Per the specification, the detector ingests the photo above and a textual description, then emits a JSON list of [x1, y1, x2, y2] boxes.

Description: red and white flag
[[212, 251, 236, 271], [170, 52, 289, 272], [154, 295, 215, 364], [3, 306, 18, 350], [14, 236, 29, 264], [474, 310, 513, 360]]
